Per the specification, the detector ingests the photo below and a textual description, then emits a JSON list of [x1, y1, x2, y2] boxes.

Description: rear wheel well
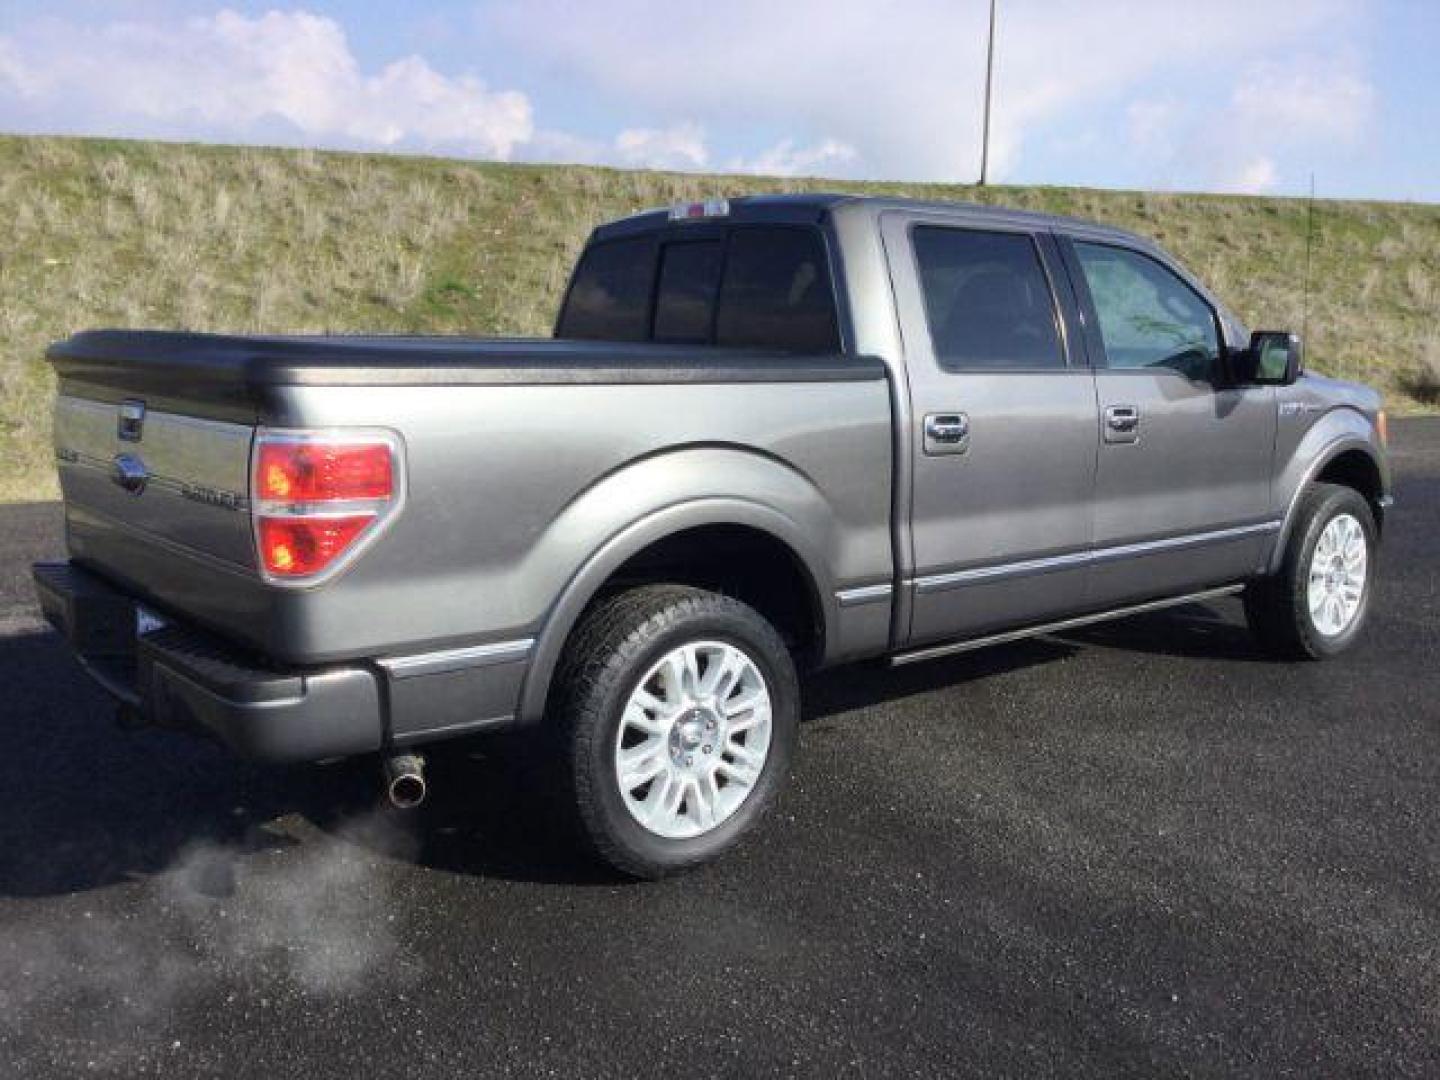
[[591, 525, 825, 667], [1315, 448, 1385, 531]]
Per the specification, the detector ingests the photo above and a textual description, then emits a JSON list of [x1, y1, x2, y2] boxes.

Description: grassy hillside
[[2, 134, 1438, 501]]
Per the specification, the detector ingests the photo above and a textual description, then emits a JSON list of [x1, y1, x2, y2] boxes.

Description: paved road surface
[[1, 421, 1436, 1078]]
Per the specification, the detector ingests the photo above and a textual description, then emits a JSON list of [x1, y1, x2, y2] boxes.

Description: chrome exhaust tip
[[383, 752, 426, 809]]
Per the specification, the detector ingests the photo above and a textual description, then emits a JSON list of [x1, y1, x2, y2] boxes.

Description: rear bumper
[[32, 561, 383, 763]]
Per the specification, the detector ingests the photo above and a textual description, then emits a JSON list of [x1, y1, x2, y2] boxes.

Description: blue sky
[[2, 1, 1437, 201]]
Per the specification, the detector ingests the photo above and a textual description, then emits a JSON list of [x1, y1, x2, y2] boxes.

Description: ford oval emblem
[[111, 453, 149, 496]]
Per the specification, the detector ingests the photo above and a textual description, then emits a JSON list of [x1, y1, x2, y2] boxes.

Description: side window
[[653, 240, 722, 343], [715, 228, 839, 353], [911, 226, 1064, 371], [556, 237, 656, 341], [1074, 242, 1220, 379]]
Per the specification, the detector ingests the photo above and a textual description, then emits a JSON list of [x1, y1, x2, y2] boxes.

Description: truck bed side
[[47, 332, 895, 740]]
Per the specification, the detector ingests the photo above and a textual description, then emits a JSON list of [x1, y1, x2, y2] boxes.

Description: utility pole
[[978, 0, 997, 186]]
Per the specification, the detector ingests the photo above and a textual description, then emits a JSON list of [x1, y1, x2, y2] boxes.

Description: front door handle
[[924, 412, 970, 455], [1103, 404, 1140, 443]]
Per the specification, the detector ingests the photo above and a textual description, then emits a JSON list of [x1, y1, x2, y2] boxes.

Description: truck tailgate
[[55, 392, 255, 569]]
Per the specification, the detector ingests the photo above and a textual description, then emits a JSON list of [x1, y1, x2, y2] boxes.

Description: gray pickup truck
[[35, 194, 1391, 876]]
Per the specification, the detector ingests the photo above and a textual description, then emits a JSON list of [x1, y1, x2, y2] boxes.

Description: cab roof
[[590, 192, 1148, 248]]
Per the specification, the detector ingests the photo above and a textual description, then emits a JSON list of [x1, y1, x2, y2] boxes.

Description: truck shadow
[[0, 628, 363, 896], [0, 600, 1264, 897], [803, 635, 1075, 721], [0, 631, 1073, 895], [1049, 599, 1267, 663], [805, 599, 1265, 722], [0, 627, 628, 894]]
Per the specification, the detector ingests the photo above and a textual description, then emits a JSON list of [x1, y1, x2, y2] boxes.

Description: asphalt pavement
[[1, 421, 1437, 1079]]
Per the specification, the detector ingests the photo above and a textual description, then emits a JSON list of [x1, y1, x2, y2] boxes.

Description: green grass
[[3, 133, 1438, 501]]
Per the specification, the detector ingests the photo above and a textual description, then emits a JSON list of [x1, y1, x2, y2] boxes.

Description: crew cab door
[[880, 212, 1098, 646], [1059, 237, 1277, 605]]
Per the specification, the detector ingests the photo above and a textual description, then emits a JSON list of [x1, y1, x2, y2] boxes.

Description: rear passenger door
[[881, 213, 1099, 646], [1061, 238, 1277, 605]]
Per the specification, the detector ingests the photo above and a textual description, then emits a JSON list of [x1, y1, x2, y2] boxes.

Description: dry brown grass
[[1401, 338, 1440, 405], [2, 133, 1438, 501]]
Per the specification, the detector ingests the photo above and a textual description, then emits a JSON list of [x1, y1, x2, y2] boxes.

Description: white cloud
[[1228, 60, 1374, 144], [1229, 156, 1279, 195], [527, 124, 857, 179], [730, 138, 858, 178], [520, 123, 709, 171], [1121, 55, 1376, 194], [483, 0, 977, 181], [615, 122, 709, 170], [0, 2, 1375, 194], [483, 0, 1361, 183], [0, 9, 533, 158], [0, 36, 36, 97], [1125, 100, 1180, 159]]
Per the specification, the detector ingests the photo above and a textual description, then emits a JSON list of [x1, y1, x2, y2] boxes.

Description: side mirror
[[1235, 330, 1303, 386]]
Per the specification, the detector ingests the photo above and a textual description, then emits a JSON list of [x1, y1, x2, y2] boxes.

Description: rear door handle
[[1103, 404, 1140, 443], [924, 412, 970, 455]]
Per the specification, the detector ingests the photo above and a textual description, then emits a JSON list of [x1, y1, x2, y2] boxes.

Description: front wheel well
[[591, 524, 825, 668], [1315, 448, 1386, 531]]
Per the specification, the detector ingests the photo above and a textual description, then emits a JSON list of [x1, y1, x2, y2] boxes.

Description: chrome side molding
[[835, 583, 894, 607], [915, 521, 1280, 595], [379, 637, 535, 680]]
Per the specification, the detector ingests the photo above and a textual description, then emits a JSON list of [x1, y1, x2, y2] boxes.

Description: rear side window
[[912, 226, 1064, 371], [557, 237, 655, 341], [715, 229, 839, 353], [653, 240, 723, 343]]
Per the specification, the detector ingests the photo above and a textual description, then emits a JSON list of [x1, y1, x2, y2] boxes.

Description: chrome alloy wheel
[[613, 640, 773, 840], [1307, 512, 1368, 637]]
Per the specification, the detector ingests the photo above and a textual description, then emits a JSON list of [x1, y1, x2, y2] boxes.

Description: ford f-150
[[34, 195, 1392, 876]]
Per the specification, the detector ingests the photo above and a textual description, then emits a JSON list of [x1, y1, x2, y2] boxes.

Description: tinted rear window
[[715, 229, 839, 353], [912, 226, 1063, 371], [653, 240, 723, 343], [556, 237, 656, 341], [557, 225, 839, 353]]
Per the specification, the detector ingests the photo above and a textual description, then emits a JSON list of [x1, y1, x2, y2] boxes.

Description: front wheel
[[1244, 483, 1377, 659], [551, 585, 799, 878]]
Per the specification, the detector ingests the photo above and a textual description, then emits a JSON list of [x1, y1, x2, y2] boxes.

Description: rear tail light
[[251, 430, 403, 584], [258, 515, 375, 578], [256, 440, 393, 502]]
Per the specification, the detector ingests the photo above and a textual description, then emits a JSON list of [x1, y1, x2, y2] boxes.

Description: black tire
[[1244, 483, 1377, 660], [550, 584, 800, 879]]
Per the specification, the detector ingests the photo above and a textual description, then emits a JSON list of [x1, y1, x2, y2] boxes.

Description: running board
[[888, 584, 1245, 667]]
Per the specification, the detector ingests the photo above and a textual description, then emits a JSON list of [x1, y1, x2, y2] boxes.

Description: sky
[[1, 0, 1437, 202]]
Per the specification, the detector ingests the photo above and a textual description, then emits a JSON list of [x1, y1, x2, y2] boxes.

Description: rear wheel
[[1244, 483, 1376, 659], [551, 585, 799, 878]]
